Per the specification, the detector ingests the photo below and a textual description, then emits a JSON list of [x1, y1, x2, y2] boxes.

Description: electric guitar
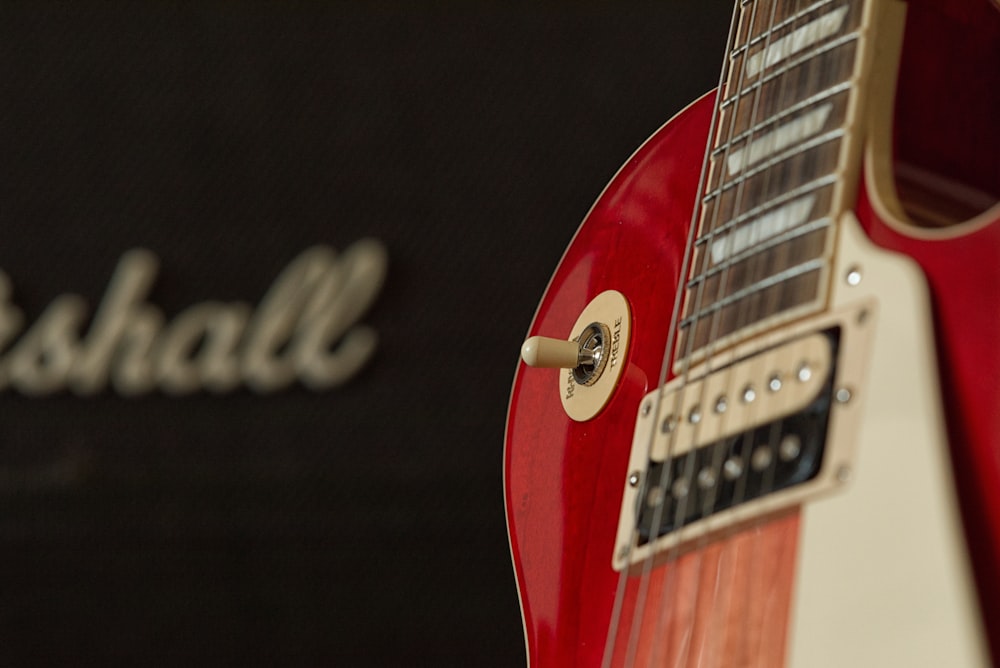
[[505, 1, 1000, 665]]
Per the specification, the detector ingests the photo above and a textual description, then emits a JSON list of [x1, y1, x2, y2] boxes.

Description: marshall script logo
[[0, 239, 388, 397]]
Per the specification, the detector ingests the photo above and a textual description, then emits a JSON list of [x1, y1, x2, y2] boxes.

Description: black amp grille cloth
[[0, 3, 728, 665]]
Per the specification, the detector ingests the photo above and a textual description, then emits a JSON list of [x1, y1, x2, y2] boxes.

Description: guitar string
[[712, 2, 792, 662], [712, 3, 830, 661], [631, 0, 766, 656], [600, 3, 745, 667], [616, 0, 853, 663], [628, 0, 759, 661], [603, 0, 860, 661], [712, 1, 870, 661], [616, 0, 779, 664], [726, 2, 864, 662], [729, 3, 814, 662], [659, 0, 789, 664], [645, 0, 775, 662], [746, 2, 868, 661]]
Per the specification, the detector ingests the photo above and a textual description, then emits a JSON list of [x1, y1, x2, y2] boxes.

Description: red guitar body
[[505, 1, 1000, 665]]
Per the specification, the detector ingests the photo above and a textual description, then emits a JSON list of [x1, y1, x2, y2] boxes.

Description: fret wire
[[720, 31, 859, 109], [702, 128, 846, 201], [696, 193, 832, 246], [687, 217, 831, 287], [711, 82, 852, 158], [683, 0, 783, 368], [676, 0, 873, 362], [687, 225, 829, 309], [680, 258, 826, 327], [717, 127, 846, 191], [710, 0, 787, 319], [701, 173, 838, 223], [749, 0, 840, 46], [738, 8, 780, 62], [725, 40, 857, 140], [730, 0, 839, 56], [685, 0, 773, 345]]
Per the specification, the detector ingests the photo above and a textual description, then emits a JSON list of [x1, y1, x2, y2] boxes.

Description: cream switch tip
[[521, 336, 580, 369]]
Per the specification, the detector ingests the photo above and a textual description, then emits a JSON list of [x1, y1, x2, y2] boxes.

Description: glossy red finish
[[506, 3, 1000, 665], [505, 96, 711, 666]]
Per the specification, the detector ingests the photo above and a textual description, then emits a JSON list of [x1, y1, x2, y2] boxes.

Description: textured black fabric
[[0, 3, 730, 665]]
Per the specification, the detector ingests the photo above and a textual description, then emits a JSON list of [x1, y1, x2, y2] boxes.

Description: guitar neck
[[677, 0, 880, 366]]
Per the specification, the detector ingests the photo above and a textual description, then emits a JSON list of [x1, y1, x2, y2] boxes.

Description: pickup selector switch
[[520, 290, 631, 422]]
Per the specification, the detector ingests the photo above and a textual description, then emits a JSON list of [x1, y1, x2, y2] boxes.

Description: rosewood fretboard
[[676, 0, 875, 364]]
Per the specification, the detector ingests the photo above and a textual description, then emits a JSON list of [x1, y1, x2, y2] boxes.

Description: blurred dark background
[[0, 3, 730, 665]]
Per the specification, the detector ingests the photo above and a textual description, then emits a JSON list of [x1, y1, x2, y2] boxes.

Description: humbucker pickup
[[612, 312, 873, 573], [637, 331, 837, 544]]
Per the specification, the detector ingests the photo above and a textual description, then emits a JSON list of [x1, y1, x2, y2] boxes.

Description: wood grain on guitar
[[506, 0, 999, 665]]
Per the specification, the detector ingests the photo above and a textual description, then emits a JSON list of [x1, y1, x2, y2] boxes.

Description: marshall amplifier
[[0, 3, 728, 665]]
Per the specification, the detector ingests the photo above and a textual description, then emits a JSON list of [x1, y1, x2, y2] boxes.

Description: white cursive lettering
[[0, 240, 388, 397]]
